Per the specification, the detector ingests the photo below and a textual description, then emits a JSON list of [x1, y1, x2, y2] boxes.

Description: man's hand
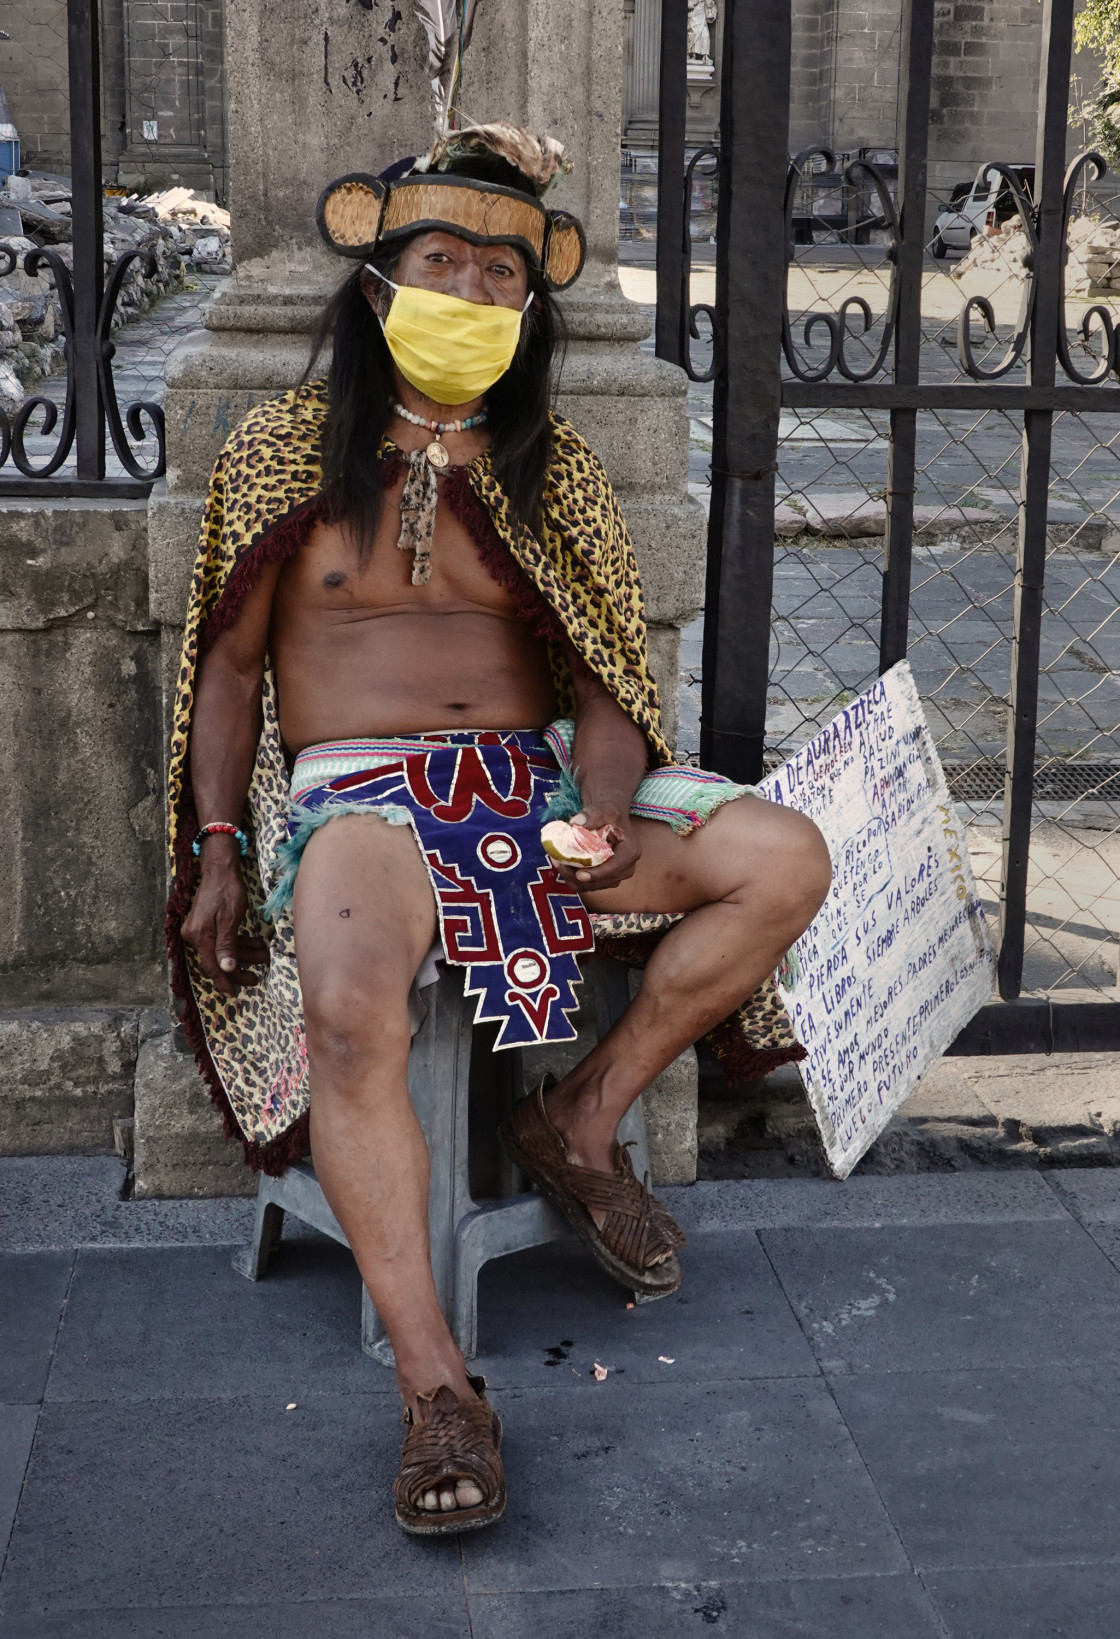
[[552, 807, 642, 895], [180, 839, 269, 996]]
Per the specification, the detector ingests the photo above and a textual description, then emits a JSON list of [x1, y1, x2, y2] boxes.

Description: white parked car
[[931, 163, 1035, 258]]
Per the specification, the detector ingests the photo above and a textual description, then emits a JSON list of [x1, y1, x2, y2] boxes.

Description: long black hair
[[305, 238, 565, 561]]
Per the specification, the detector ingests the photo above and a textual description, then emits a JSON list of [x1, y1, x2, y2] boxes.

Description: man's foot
[[541, 1080, 676, 1265], [396, 1356, 485, 1513], [541, 1081, 671, 1254], [498, 1083, 686, 1298], [394, 1375, 506, 1535]]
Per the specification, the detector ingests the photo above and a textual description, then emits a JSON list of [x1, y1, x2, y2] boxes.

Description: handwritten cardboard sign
[[759, 661, 995, 1178]]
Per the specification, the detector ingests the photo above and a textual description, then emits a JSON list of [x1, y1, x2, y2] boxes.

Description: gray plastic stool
[[232, 957, 650, 1363]]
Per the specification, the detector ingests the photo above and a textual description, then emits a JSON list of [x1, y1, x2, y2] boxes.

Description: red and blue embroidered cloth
[[273, 730, 594, 1047]]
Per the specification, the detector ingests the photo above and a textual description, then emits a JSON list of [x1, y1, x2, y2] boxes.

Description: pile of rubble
[[0, 177, 231, 413], [951, 212, 1120, 295]]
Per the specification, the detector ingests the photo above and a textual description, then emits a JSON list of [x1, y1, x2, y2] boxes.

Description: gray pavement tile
[[0, 1158, 257, 1251], [0, 1595, 471, 1638], [1081, 1223, 1120, 1277], [0, 1255, 72, 1402], [760, 1221, 1120, 1374], [0, 1395, 460, 1614], [471, 1575, 945, 1637], [46, 1244, 392, 1403], [0, 1406, 38, 1566], [459, 1379, 906, 1593], [1044, 1168, 1120, 1224], [472, 1233, 819, 1389], [830, 1364, 1120, 1572], [923, 1563, 1120, 1638], [659, 1172, 1071, 1232]]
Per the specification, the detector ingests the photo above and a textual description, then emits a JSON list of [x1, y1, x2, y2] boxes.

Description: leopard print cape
[[166, 381, 804, 1174]]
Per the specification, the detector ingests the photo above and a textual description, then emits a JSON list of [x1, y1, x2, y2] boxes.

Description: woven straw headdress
[[316, 123, 586, 292]]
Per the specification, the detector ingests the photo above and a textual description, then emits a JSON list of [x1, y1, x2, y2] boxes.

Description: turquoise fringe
[[542, 765, 583, 824], [262, 800, 412, 921], [777, 944, 802, 993]]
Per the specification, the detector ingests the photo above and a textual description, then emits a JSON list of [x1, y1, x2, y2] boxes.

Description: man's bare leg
[[547, 797, 832, 1178], [292, 815, 482, 1512]]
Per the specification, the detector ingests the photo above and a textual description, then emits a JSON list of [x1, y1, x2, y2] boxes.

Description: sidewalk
[[4, 1156, 1120, 1635]]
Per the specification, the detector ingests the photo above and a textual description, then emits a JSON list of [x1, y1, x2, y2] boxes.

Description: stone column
[[466, 0, 706, 746], [143, 0, 703, 1194]]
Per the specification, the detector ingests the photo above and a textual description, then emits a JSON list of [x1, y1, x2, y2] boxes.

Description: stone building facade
[[0, 0, 226, 199], [625, 0, 1091, 203], [2, 0, 1082, 215]]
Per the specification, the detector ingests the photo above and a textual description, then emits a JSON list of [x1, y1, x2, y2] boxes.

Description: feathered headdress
[[423, 125, 572, 196]]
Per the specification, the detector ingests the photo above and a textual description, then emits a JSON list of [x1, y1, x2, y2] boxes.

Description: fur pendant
[[429, 123, 572, 195]]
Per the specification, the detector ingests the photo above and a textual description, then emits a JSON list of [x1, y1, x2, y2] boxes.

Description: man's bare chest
[[274, 489, 521, 625]]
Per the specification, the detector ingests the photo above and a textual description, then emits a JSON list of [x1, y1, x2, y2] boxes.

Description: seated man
[[168, 124, 831, 1536]]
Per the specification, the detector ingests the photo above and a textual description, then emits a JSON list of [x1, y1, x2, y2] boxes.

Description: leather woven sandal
[[498, 1081, 686, 1298], [394, 1373, 506, 1536]]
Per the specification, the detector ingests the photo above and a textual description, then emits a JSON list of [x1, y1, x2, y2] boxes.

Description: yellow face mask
[[368, 266, 533, 407]]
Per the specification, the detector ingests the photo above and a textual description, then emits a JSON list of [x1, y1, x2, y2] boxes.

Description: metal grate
[[945, 763, 1120, 802]]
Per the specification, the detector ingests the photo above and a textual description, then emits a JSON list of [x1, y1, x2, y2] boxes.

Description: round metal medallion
[[425, 439, 450, 469]]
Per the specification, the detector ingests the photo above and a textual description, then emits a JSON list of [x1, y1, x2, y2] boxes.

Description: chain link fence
[[669, 146, 1120, 1003]]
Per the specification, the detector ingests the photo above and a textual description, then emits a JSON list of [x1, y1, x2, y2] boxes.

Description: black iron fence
[[0, 0, 168, 496], [658, 0, 1120, 1053]]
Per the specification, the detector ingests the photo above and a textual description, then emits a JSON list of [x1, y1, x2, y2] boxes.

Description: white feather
[[411, 0, 474, 127]]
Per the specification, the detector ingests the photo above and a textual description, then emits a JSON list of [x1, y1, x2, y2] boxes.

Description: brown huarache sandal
[[394, 1373, 506, 1536], [498, 1080, 686, 1299]]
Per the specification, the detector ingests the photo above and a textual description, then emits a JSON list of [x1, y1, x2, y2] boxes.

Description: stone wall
[[790, 0, 836, 154], [0, 1, 70, 173], [112, 0, 228, 199], [830, 0, 905, 156], [927, 0, 1042, 194], [0, 0, 226, 198], [0, 499, 164, 1154], [788, 0, 1101, 207]]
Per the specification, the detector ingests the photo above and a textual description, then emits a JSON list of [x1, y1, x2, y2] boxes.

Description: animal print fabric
[[165, 382, 803, 1174]]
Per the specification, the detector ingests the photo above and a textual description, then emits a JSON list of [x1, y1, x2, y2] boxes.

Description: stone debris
[[952, 212, 1120, 297], [0, 175, 231, 414], [775, 494, 995, 540]]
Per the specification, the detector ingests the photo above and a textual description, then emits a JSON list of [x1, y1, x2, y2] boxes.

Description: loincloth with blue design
[[264, 720, 759, 1049]]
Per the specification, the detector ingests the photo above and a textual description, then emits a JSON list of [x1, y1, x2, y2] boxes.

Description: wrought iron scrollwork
[[955, 163, 1038, 379], [0, 241, 166, 482], [781, 146, 901, 384], [97, 249, 166, 479], [1057, 151, 1116, 385], [681, 145, 720, 383], [0, 244, 14, 470], [6, 247, 77, 477]]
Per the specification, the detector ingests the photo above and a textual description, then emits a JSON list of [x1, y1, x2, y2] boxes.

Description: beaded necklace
[[388, 404, 489, 586], [392, 401, 488, 470]]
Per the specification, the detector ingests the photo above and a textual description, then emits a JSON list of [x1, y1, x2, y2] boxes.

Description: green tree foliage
[[1074, 0, 1120, 170]]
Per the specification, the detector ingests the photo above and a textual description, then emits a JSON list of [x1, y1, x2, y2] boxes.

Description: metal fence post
[[699, 0, 792, 783], [66, 0, 106, 481], [997, 0, 1073, 999], [655, 0, 688, 366], [878, 0, 934, 673]]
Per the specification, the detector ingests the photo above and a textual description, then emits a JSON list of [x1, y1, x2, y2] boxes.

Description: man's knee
[[303, 972, 412, 1070], [782, 811, 832, 916], [725, 800, 832, 919]]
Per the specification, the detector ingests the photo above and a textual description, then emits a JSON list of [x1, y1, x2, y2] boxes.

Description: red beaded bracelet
[[192, 822, 249, 857]]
